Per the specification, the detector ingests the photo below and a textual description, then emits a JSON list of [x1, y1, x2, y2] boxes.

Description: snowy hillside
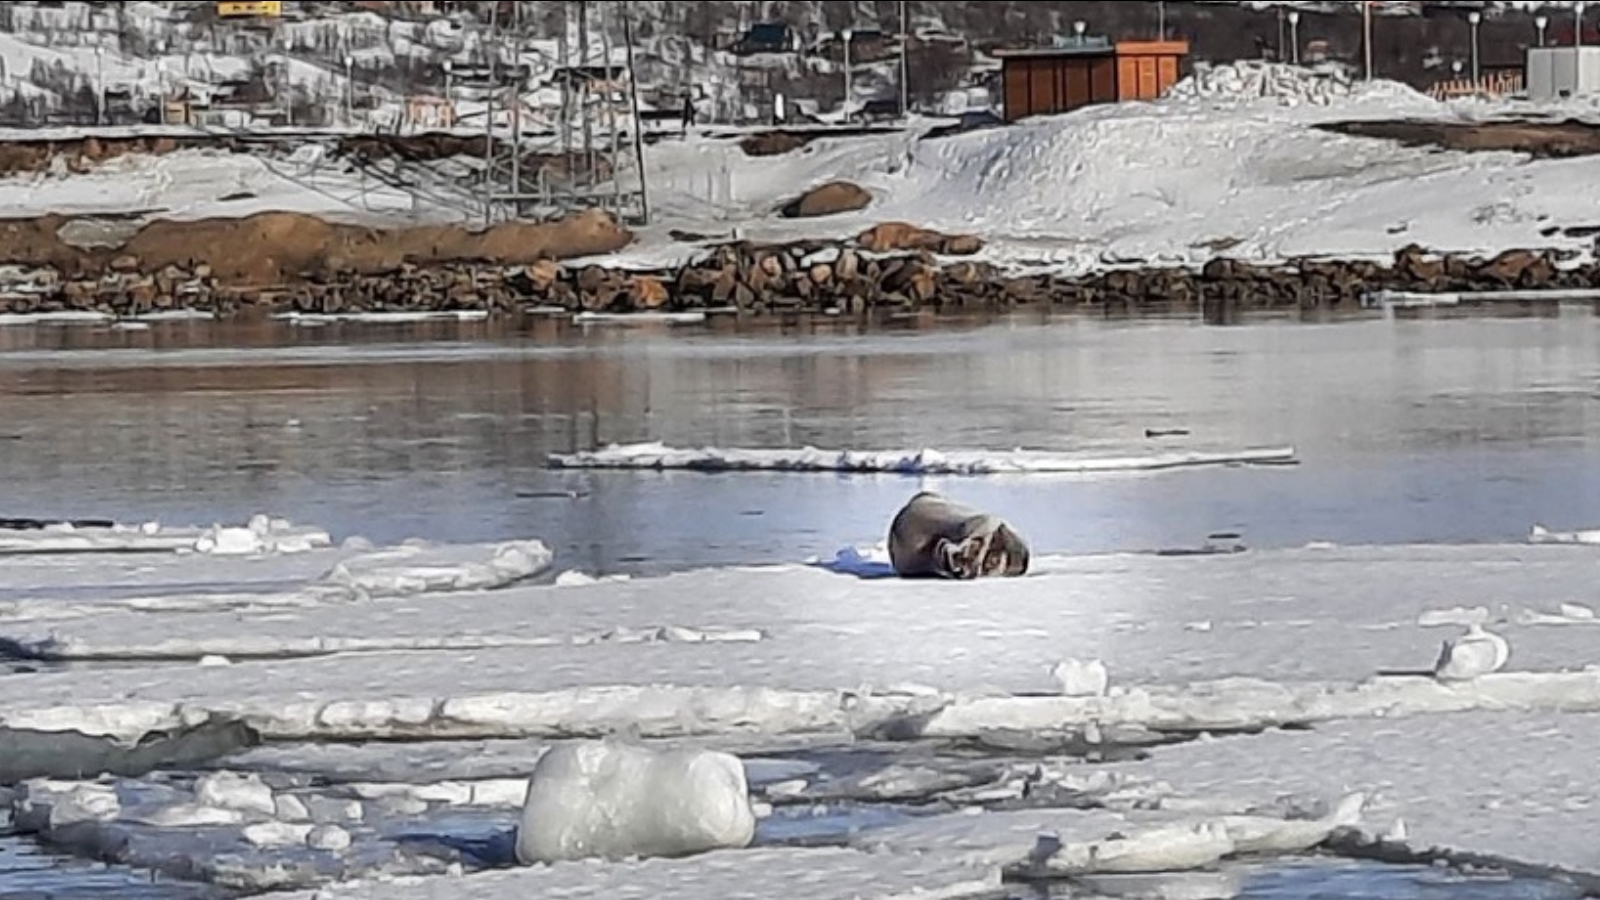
[[0, 1, 1582, 129]]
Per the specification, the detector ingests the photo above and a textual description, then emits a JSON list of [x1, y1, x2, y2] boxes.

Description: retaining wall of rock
[[0, 233, 1594, 320]]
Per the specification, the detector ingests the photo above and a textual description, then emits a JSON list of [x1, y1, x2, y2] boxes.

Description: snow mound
[[548, 442, 1297, 475], [317, 539, 553, 598], [515, 740, 757, 864], [1164, 61, 1433, 108]]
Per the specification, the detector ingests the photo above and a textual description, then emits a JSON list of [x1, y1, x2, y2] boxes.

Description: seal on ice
[[887, 491, 1030, 580]]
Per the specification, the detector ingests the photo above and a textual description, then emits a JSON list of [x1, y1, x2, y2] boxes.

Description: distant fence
[[1428, 71, 1523, 100]]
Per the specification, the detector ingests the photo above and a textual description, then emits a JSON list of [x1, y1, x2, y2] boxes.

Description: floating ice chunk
[[1047, 821, 1236, 874], [554, 571, 632, 587], [1418, 606, 1490, 628], [14, 781, 120, 830], [243, 821, 315, 848], [515, 740, 757, 864], [1218, 792, 1366, 855], [199, 655, 233, 668], [1433, 624, 1511, 682], [128, 803, 244, 828], [319, 539, 554, 598], [1560, 603, 1597, 621], [275, 795, 311, 822], [302, 797, 366, 824], [547, 442, 1298, 475], [195, 527, 265, 557], [1051, 659, 1111, 698], [192, 516, 334, 557], [1529, 524, 1600, 546], [195, 772, 277, 817], [307, 824, 353, 852], [1383, 818, 1409, 841]]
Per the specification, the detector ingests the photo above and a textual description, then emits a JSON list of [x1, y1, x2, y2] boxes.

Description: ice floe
[[0, 514, 332, 556], [8, 544, 1600, 743], [1528, 524, 1600, 546], [1106, 710, 1600, 884], [547, 441, 1298, 475], [284, 847, 1003, 900]]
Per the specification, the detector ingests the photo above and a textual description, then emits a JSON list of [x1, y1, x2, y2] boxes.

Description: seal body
[[887, 491, 1030, 580]]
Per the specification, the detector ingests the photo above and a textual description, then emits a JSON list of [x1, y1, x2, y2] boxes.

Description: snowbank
[[516, 740, 756, 864], [547, 442, 1298, 475]]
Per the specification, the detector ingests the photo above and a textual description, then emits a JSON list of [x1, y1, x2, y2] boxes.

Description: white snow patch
[[547, 441, 1298, 474]]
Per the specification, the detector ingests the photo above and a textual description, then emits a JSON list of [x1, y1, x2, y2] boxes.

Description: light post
[[1073, 20, 1087, 44], [343, 54, 355, 126], [1287, 10, 1300, 65], [93, 46, 104, 126], [841, 28, 852, 123], [1536, 14, 1549, 47], [155, 56, 167, 125], [1467, 11, 1481, 85], [1578, 2, 1588, 95], [1157, 1, 1166, 40]]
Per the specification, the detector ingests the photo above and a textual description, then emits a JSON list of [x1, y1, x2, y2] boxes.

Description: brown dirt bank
[[0, 210, 633, 287], [1317, 118, 1600, 159]]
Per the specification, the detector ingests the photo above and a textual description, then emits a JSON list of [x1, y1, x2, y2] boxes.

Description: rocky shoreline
[[0, 222, 1595, 322]]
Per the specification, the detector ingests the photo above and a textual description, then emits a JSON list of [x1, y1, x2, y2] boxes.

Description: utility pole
[[898, 0, 909, 120], [1363, 0, 1374, 81]]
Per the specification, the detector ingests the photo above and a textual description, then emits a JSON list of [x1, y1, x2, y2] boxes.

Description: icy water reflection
[[4, 311, 1600, 575], [0, 836, 233, 900]]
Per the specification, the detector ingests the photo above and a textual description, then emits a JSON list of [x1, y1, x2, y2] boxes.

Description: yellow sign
[[217, 1, 283, 17]]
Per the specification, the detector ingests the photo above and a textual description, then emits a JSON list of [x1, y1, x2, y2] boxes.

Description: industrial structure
[[994, 38, 1190, 123], [461, 0, 650, 226]]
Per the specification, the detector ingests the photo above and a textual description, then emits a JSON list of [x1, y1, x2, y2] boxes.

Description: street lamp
[[841, 28, 853, 123], [1467, 10, 1481, 85], [1073, 20, 1087, 43], [1287, 10, 1300, 65], [1536, 14, 1549, 48], [93, 46, 104, 127], [344, 54, 355, 126], [1157, 1, 1166, 40]]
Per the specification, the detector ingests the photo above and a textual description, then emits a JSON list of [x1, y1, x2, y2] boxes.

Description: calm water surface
[[3, 311, 1599, 574]]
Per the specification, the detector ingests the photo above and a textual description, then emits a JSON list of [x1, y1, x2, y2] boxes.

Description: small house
[[994, 38, 1190, 123]]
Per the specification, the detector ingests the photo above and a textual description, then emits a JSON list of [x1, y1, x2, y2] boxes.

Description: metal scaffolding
[[469, 0, 651, 226]]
